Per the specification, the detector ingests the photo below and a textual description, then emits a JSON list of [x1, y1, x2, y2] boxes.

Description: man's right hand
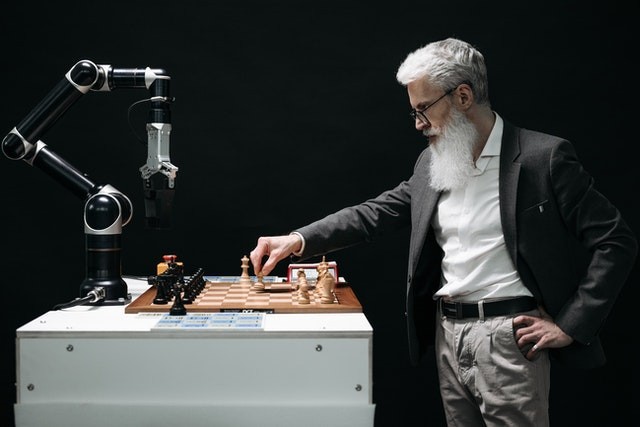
[[249, 234, 303, 276]]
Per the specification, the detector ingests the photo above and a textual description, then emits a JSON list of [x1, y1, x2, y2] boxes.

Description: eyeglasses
[[409, 87, 455, 125]]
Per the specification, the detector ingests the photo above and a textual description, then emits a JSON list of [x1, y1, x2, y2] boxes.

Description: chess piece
[[157, 254, 184, 275], [151, 275, 169, 305], [297, 268, 310, 304], [239, 255, 252, 286], [182, 267, 204, 304], [169, 282, 187, 315], [315, 257, 326, 294], [251, 272, 265, 292], [317, 257, 335, 304]]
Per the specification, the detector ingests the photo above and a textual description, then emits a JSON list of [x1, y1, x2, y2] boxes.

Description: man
[[249, 38, 637, 426]]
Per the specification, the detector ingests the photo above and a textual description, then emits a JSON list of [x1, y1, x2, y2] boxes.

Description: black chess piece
[[150, 275, 169, 305], [182, 275, 194, 304], [169, 281, 187, 316], [183, 268, 206, 303]]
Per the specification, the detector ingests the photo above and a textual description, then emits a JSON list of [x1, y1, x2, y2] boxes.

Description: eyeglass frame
[[409, 86, 457, 125]]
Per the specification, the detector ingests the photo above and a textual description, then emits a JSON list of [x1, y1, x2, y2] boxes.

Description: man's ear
[[455, 83, 474, 111]]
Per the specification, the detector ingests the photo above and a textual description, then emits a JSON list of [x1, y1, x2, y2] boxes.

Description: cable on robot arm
[[127, 96, 175, 146]]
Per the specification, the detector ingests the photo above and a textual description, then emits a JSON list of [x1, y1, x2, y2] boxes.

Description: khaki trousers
[[435, 308, 550, 427]]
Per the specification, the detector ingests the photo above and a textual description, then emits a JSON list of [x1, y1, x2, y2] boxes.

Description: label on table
[[150, 312, 265, 330]]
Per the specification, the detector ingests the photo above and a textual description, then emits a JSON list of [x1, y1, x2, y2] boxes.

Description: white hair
[[396, 38, 490, 107]]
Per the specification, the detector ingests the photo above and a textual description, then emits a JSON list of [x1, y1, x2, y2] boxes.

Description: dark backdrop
[[1, 1, 638, 426]]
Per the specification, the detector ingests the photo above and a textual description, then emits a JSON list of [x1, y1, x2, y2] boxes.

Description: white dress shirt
[[432, 113, 533, 302]]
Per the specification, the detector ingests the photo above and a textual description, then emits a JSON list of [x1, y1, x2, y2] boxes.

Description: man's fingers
[[249, 238, 271, 274], [261, 256, 277, 276], [249, 234, 302, 276]]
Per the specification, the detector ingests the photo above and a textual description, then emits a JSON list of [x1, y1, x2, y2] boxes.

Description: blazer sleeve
[[292, 149, 431, 260], [548, 140, 637, 344]]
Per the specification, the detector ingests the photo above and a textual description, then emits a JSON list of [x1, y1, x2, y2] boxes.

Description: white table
[[14, 279, 375, 427]]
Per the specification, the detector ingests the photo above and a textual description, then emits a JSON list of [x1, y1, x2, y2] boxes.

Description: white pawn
[[251, 272, 265, 292]]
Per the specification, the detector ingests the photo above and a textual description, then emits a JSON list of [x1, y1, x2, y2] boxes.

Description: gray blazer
[[296, 120, 637, 368]]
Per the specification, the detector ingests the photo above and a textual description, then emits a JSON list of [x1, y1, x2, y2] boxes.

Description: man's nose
[[415, 117, 430, 131]]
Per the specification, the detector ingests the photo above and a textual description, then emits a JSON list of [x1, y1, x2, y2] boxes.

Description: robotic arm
[[97, 63, 178, 229], [2, 60, 178, 305]]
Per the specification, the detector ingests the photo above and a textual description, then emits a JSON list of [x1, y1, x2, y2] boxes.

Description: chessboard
[[125, 280, 363, 314]]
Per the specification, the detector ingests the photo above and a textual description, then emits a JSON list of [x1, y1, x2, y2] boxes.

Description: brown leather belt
[[439, 296, 537, 319]]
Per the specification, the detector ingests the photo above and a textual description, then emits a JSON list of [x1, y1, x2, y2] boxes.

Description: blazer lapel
[[410, 178, 440, 272], [500, 122, 521, 266]]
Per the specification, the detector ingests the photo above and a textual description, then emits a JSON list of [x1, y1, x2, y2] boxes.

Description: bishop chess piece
[[297, 268, 310, 304]]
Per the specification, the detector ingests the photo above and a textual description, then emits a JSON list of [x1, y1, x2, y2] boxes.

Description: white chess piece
[[239, 255, 252, 286], [297, 268, 310, 304], [316, 258, 335, 304], [251, 272, 265, 292]]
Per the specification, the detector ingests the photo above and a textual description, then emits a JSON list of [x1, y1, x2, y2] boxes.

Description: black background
[[1, 1, 638, 426]]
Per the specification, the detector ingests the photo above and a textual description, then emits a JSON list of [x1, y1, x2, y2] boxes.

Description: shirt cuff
[[289, 231, 305, 257]]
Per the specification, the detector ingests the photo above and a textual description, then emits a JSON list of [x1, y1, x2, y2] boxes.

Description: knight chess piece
[[316, 257, 335, 304]]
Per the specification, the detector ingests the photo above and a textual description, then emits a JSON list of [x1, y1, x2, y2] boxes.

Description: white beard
[[427, 108, 479, 191]]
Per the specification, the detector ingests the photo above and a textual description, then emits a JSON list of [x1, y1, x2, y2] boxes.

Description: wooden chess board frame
[[125, 281, 363, 314]]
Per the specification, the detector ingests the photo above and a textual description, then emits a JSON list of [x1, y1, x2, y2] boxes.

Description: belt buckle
[[440, 299, 462, 319]]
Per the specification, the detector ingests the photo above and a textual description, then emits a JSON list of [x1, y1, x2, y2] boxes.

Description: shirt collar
[[480, 112, 503, 158], [473, 112, 503, 174]]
